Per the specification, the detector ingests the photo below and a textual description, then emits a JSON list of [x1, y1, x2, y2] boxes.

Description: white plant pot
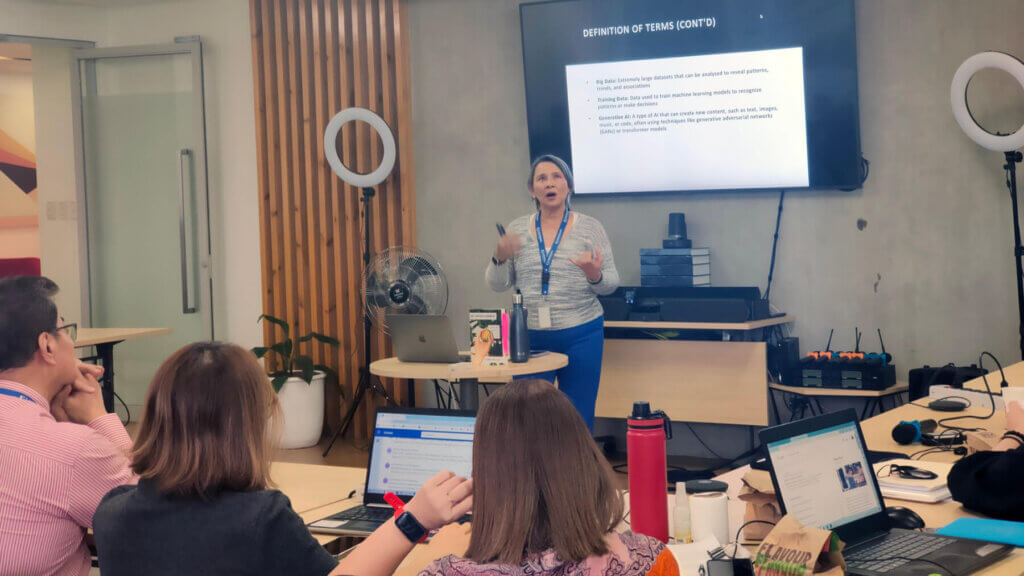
[[275, 371, 325, 449]]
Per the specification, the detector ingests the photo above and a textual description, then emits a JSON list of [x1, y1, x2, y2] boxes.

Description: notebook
[[872, 459, 952, 503], [938, 518, 1024, 547]]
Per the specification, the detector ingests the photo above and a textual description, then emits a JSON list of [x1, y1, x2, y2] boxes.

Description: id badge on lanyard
[[536, 208, 570, 297]]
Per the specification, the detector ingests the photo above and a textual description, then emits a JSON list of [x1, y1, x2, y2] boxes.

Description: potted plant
[[253, 314, 340, 449]]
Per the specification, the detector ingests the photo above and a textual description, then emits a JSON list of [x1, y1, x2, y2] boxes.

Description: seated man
[[948, 401, 1024, 520], [0, 276, 136, 576]]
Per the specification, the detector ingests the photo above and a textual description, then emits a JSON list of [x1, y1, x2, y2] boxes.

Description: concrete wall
[[408, 0, 1024, 455]]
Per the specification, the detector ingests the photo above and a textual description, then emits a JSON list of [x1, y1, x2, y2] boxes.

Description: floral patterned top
[[416, 531, 679, 576]]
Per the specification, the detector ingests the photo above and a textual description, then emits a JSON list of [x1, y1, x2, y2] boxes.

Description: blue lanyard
[[0, 388, 34, 403], [535, 208, 570, 296]]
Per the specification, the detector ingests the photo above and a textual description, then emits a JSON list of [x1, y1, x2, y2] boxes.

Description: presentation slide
[[566, 48, 808, 194], [520, 0, 861, 194]]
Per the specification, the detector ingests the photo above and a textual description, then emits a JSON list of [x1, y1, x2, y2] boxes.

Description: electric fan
[[363, 247, 448, 333]]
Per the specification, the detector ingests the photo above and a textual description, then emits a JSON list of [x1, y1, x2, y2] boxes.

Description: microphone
[[891, 419, 938, 445]]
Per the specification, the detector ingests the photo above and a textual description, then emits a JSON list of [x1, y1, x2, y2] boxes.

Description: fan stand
[[323, 186, 399, 457]]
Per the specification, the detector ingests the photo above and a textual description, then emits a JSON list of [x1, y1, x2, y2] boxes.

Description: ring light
[[951, 51, 1024, 152], [323, 107, 396, 187]]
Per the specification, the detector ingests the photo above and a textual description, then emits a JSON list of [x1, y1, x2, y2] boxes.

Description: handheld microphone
[[891, 419, 938, 445]]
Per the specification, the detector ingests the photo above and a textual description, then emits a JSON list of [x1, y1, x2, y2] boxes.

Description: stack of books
[[640, 248, 711, 287], [871, 459, 952, 503]]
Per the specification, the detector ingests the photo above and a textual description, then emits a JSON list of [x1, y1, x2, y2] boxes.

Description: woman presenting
[[485, 154, 619, 430]]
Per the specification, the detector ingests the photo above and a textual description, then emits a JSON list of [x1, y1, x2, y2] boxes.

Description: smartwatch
[[394, 510, 428, 543]]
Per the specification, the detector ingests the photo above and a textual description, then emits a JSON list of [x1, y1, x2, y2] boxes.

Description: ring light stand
[[951, 52, 1024, 359], [322, 107, 398, 456]]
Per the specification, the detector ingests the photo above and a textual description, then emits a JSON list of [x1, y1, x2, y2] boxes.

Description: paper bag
[[965, 429, 1001, 455], [752, 515, 845, 576], [738, 469, 783, 541]]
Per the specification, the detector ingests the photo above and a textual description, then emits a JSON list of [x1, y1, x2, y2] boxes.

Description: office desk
[[598, 316, 793, 426], [964, 360, 1024, 391], [76, 327, 170, 412], [715, 399, 1024, 574], [272, 461, 365, 518], [370, 353, 568, 410], [284, 396, 1024, 575], [284, 462, 469, 576], [769, 381, 909, 421]]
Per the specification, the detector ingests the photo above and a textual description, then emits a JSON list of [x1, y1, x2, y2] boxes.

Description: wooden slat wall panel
[[250, 0, 415, 440]]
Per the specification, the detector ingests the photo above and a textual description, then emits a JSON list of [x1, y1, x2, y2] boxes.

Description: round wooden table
[[370, 352, 568, 409]]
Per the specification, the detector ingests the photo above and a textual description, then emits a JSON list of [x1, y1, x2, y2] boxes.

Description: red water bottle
[[627, 401, 671, 543]]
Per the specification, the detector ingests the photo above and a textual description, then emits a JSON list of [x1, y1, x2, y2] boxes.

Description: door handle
[[178, 148, 198, 314]]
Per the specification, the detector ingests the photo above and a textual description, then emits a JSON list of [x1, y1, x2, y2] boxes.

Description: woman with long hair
[[418, 379, 677, 576], [93, 342, 471, 576]]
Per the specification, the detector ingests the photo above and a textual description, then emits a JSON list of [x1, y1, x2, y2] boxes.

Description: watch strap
[[395, 510, 428, 543]]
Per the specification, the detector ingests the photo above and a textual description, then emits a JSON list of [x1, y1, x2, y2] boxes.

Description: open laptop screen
[[366, 410, 475, 500], [765, 420, 883, 530]]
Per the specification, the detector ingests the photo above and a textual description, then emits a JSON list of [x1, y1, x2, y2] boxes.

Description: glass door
[[74, 41, 213, 407]]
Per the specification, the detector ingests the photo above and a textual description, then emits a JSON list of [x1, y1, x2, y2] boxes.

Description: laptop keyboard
[[845, 531, 954, 574], [327, 506, 393, 523]]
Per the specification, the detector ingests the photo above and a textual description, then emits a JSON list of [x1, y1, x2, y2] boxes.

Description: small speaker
[[668, 212, 687, 239]]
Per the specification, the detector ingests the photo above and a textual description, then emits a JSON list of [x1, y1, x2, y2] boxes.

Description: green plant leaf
[[257, 314, 290, 336], [298, 332, 341, 347], [252, 346, 272, 359], [271, 374, 289, 393], [270, 340, 293, 361], [293, 355, 315, 384]]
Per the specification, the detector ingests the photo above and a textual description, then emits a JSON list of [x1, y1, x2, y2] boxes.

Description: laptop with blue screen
[[308, 407, 475, 536]]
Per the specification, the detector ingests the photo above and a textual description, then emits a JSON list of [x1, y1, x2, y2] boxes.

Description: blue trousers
[[521, 316, 604, 431]]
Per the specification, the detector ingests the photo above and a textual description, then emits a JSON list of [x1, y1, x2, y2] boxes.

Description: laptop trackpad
[[891, 545, 1009, 576], [309, 519, 379, 532]]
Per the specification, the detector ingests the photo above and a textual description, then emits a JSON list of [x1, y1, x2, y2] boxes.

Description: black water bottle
[[509, 290, 530, 363]]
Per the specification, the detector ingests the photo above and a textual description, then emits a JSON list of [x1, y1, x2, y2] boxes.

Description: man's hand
[[52, 362, 106, 423], [56, 370, 108, 425], [77, 360, 104, 380], [403, 471, 473, 531]]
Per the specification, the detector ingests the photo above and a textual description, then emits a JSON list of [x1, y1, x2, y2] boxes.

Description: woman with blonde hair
[[93, 341, 471, 576]]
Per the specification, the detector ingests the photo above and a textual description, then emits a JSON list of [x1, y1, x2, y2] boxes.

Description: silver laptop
[[307, 407, 475, 536], [388, 314, 466, 363], [760, 409, 1011, 576]]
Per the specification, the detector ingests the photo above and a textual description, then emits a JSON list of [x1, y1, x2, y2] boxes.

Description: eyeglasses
[[56, 323, 78, 342], [878, 464, 938, 480]]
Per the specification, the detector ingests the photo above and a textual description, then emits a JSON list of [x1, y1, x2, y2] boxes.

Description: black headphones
[[921, 430, 966, 447]]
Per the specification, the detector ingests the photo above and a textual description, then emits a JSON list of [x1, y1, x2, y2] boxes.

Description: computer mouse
[[886, 506, 925, 530]]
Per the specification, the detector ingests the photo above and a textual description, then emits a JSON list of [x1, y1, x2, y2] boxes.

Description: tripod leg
[[369, 375, 400, 406], [322, 370, 370, 457]]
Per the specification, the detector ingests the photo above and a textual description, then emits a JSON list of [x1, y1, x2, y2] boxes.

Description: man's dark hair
[[0, 276, 60, 371]]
